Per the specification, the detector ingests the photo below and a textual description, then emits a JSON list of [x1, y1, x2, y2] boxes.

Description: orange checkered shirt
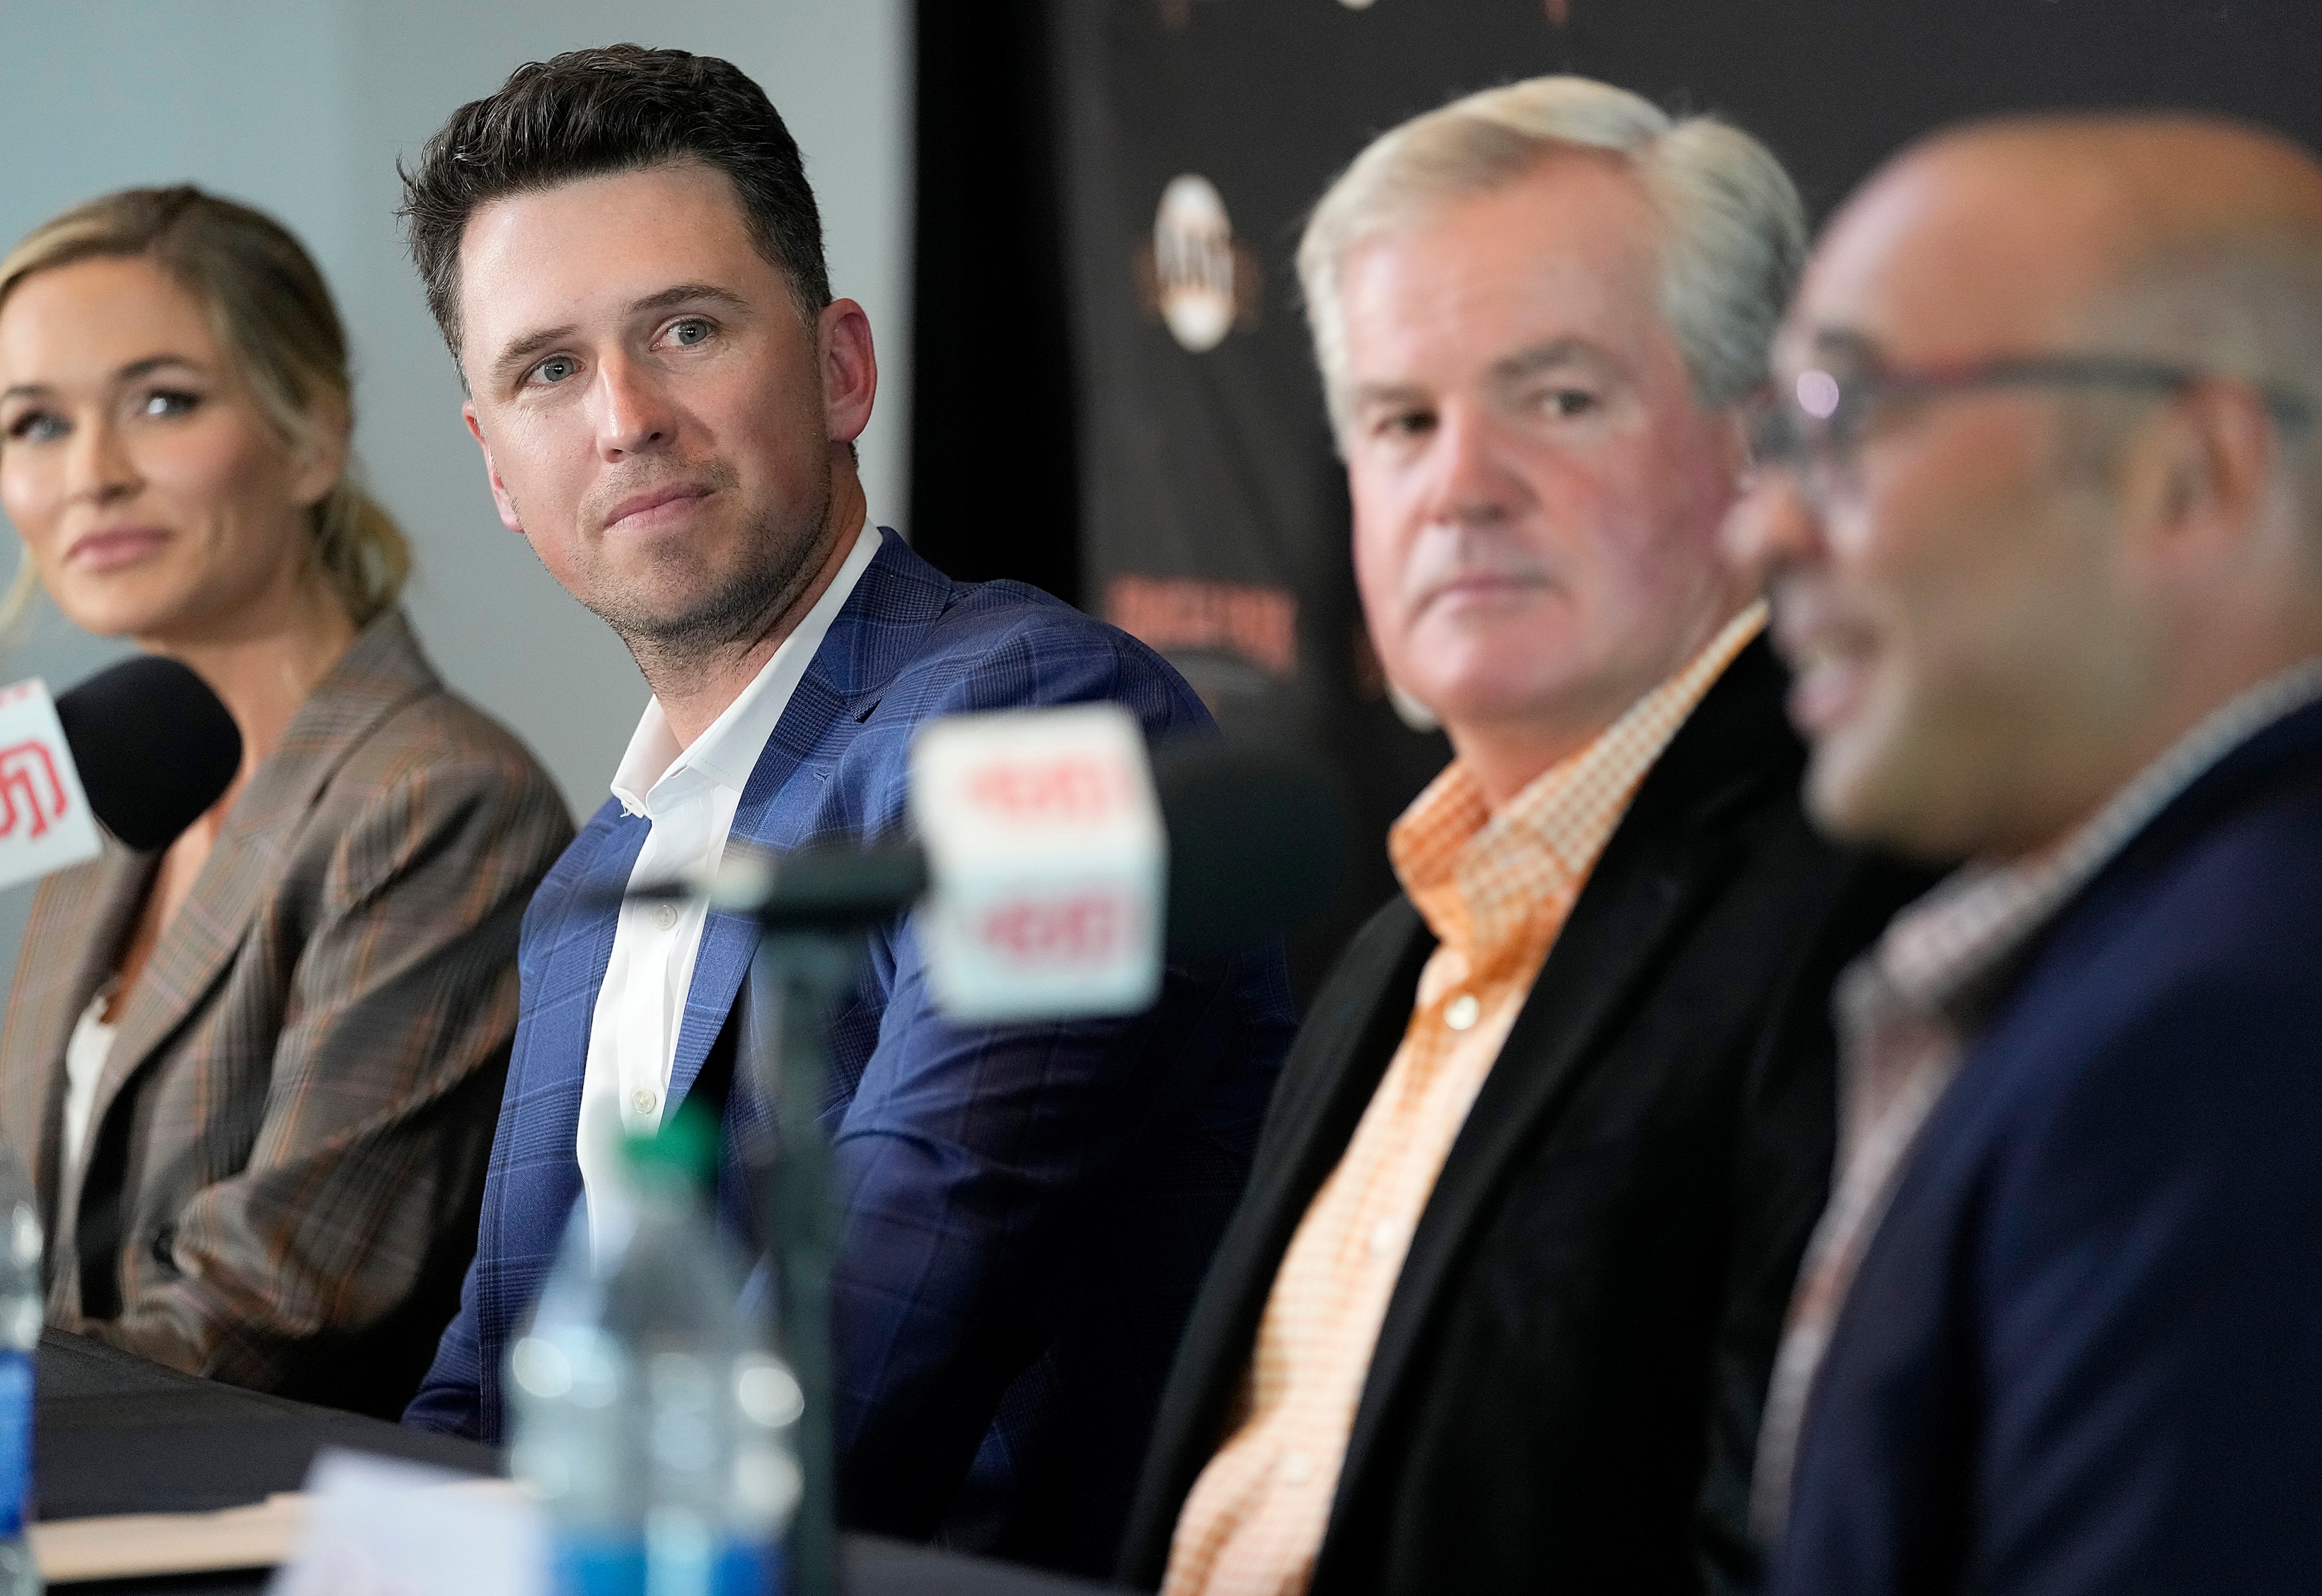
[[1162, 602, 1768, 1596]]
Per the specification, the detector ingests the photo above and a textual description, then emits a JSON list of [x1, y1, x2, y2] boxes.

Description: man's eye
[[668, 319, 712, 348], [138, 389, 201, 420], [3, 410, 65, 444], [1542, 388, 1599, 418], [1379, 410, 1435, 439], [530, 355, 580, 385]]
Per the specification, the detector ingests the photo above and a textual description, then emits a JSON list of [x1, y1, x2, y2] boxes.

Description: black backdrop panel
[[920, 0, 2322, 997]]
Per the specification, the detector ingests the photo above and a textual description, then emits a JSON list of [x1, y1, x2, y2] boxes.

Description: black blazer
[[1117, 639, 1929, 1595], [1775, 696, 2322, 1596]]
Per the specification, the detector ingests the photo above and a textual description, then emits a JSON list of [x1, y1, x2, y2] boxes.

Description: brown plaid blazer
[[0, 609, 573, 1416]]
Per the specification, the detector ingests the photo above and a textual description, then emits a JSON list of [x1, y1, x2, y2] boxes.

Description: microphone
[[0, 657, 241, 892], [56, 655, 242, 850], [637, 704, 1348, 1023]]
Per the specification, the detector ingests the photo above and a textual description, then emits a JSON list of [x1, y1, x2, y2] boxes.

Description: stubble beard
[[586, 470, 838, 684]]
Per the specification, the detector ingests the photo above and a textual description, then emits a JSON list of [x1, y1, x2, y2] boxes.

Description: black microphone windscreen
[[1155, 739, 1349, 958], [55, 656, 241, 851]]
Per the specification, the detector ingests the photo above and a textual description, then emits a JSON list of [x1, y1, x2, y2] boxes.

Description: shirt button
[[1444, 993, 1481, 1031], [652, 903, 679, 932], [1280, 1450, 1313, 1485], [1367, 1219, 1397, 1257], [631, 1088, 659, 1117]]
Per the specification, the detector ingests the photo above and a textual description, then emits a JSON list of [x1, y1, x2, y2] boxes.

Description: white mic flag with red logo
[[0, 681, 103, 890], [908, 704, 1165, 1022]]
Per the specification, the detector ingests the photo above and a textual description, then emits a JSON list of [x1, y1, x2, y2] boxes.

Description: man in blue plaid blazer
[[396, 50, 1294, 1574]]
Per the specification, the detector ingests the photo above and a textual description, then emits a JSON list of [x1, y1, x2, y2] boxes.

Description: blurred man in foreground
[[395, 46, 1293, 1574], [1732, 114, 2322, 1592], [1119, 77, 1926, 1596]]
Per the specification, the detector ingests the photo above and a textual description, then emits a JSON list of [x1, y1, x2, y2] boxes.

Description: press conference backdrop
[[0, 0, 909, 985], [916, 0, 2322, 995]]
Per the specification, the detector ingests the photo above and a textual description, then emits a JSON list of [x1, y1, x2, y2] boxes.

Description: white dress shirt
[[576, 521, 880, 1243]]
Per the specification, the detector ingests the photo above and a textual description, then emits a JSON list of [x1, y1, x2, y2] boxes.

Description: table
[[34, 1331, 1112, 1596]]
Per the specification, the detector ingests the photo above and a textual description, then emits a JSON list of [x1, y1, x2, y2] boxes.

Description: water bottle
[[0, 1146, 42, 1595], [509, 1108, 801, 1596]]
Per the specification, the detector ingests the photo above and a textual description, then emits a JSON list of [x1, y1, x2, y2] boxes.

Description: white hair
[[1298, 75, 1807, 436]]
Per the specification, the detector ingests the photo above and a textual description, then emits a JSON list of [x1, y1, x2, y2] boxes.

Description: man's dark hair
[[398, 44, 831, 365]]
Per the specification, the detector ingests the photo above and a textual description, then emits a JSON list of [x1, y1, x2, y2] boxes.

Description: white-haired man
[[1115, 77, 1928, 1596]]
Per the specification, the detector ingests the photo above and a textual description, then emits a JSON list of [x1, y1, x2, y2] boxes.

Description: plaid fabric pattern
[[1162, 602, 1766, 1596], [0, 610, 572, 1410], [409, 531, 1294, 1570], [1752, 650, 2322, 1539]]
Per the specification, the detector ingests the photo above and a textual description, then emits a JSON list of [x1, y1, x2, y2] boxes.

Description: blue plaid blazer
[[406, 532, 1294, 1574]]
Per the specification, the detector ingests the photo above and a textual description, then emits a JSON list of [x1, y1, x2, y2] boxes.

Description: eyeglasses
[[1748, 334, 2318, 502]]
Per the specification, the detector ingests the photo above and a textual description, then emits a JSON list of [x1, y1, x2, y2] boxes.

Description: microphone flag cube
[[909, 704, 1165, 1022], [0, 680, 103, 892]]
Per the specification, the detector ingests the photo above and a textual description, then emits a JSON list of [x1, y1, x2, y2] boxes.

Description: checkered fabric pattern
[[0, 609, 573, 1406], [410, 530, 1296, 1569], [1751, 650, 2322, 1540], [1162, 602, 1768, 1596]]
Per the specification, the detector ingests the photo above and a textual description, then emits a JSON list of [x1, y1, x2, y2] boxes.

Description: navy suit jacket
[[408, 532, 1296, 1574], [1775, 694, 2322, 1596]]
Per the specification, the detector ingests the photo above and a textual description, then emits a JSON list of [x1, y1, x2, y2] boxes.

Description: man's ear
[[818, 297, 878, 446], [2125, 378, 2277, 573], [464, 401, 526, 536]]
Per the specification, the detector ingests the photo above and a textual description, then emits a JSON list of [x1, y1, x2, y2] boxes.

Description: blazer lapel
[[1119, 902, 1438, 1581], [666, 669, 855, 1110], [70, 613, 438, 1204], [1235, 906, 1439, 1297], [1224, 914, 1433, 1283], [1330, 641, 1795, 1518], [667, 532, 945, 1112], [0, 848, 152, 1247]]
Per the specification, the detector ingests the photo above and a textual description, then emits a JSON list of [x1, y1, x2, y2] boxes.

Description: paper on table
[[31, 1493, 308, 1583], [30, 1453, 538, 1589]]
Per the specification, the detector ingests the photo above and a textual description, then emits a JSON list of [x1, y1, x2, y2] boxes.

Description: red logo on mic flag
[[0, 680, 103, 890], [0, 741, 67, 840], [976, 891, 1130, 967], [965, 755, 1131, 823]]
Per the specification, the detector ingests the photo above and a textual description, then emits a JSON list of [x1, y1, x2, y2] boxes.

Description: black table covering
[[33, 1331, 1110, 1596]]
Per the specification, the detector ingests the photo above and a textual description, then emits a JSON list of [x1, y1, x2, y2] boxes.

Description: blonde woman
[[0, 186, 572, 1415]]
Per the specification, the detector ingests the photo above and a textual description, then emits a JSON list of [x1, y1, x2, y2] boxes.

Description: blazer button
[[150, 1226, 177, 1268]]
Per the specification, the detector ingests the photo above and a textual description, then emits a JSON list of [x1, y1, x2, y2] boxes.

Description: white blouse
[[61, 982, 120, 1174]]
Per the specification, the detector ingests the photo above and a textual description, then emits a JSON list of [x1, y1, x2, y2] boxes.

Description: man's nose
[[1420, 403, 1524, 527], [593, 354, 678, 459], [1723, 468, 1824, 585]]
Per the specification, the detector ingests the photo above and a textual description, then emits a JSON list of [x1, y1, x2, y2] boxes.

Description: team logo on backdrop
[[1136, 175, 1263, 353]]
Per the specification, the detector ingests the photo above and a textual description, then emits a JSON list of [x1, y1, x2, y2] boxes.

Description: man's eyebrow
[[628, 282, 749, 317], [489, 323, 579, 388], [1345, 379, 1433, 412], [1810, 326, 1879, 362], [486, 285, 753, 389], [1490, 338, 1618, 383]]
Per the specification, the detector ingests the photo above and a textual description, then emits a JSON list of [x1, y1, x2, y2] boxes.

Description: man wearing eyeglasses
[[1730, 114, 2322, 1594], [1116, 77, 1929, 1596]]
